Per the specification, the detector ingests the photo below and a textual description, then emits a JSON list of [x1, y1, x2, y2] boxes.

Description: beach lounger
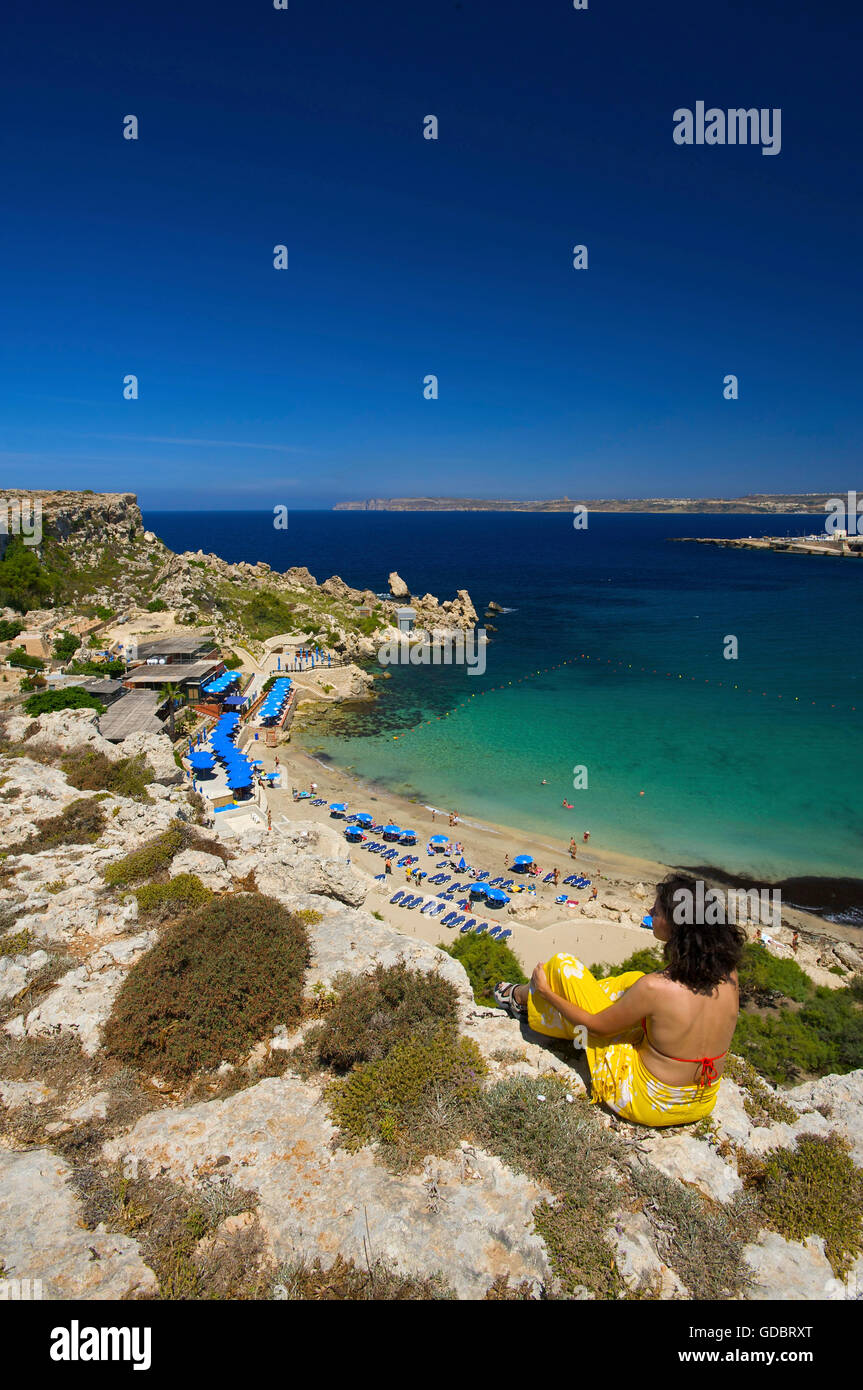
[[497, 929, 512, 941], [543, 873, 555, 883], [430, 902, 445, 917], [462, 918, 476, 931], [486, 926, 500, 938], [458, 920, 473, 933], [473, 923, 487, 935], [442, 913, 457, 927], [389, 891, 404, 905], [476, 871, 490, 881]]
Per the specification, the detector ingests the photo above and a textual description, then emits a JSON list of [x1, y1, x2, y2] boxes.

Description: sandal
[[494, 981, 527, 1019]]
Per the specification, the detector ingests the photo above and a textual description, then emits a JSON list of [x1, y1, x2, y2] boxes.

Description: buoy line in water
[[390, 652, 858, 740]]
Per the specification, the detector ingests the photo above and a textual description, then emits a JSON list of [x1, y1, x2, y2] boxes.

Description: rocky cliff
[[0, 490, 479, 661]]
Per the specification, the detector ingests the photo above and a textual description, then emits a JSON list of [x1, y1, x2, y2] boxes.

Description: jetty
[[675, 534, 863, 559]]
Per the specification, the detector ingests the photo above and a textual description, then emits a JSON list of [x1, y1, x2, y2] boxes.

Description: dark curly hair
[[654, 874, 746, 995]]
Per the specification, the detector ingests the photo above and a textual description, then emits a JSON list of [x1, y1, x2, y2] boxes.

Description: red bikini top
[[641, 1018, 726, 1087]]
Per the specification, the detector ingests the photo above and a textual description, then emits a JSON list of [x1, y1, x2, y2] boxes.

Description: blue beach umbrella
[[354, 812, 373, 826], [188, 751, 215, 772], [484, 888, 510, 906], [429, 834, 450, 846], [513, 855, 533, 868]]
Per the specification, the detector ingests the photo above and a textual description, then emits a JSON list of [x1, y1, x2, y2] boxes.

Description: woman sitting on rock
[[494, 874, 742, 1128]]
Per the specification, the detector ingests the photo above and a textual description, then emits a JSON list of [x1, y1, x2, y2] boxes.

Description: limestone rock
[[103, 1074, 552, 1299], [742, 1230, 836, 1300], [610, 1211, 689, 1298], [0, 1148, 156, 1300], [169, 849, 232, 890], [713, 1069, 863, 1166], [832, 940, 863, 973], [0, 1078, 56, 1108], [4, 932, 155, 1055], [388, 571, 410, 599], [637, 1131, 742, 1204], [120, 730, 183, 785], [305, 908, 473, 1005], [0, 949, 49, 1001]]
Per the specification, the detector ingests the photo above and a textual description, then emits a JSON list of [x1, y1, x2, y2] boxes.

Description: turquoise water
[[149, 510, 863, 885]]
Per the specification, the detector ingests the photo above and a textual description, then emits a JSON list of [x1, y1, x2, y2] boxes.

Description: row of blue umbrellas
[[202, 669, 242, 696], [259, 677, 293, 722], [208, 712, 254, 791]]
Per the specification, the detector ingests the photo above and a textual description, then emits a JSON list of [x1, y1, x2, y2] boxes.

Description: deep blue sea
[[146, 510, 863, 911]]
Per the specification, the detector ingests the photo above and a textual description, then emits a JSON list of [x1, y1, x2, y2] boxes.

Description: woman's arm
[[531, 964, 658, 1037]]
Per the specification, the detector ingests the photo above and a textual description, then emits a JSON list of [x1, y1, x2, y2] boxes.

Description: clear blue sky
[[1, 0, 860, 508]]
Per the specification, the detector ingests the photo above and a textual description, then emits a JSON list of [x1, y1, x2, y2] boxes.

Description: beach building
[[80, 677, 125, 705], [99, 689, 168, 741], [128, 634, 219, 665], [395, 606, 416, 633], [122, 658, 223, 703]]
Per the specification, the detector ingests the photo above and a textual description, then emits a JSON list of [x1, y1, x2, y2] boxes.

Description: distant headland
[[333, 493, 846, 514]]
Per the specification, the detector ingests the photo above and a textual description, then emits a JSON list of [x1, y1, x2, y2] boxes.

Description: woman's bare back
[[637, 970, 739, 1087]]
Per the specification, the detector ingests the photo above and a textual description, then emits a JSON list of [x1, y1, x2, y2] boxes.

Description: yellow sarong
[[526, 953, 720, 1128]]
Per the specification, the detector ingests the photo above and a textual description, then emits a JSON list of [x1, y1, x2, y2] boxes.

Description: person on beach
[[791, 931, 799, 954], [583, 830, 590, 843], [590, 885, 598, 901], [569, 839, 577, 859], [494, 874, 742, 1128], [385, 859, 392, 876], [552, 867, 560, 887], [431, 808, 436, 821], [504, 854, 509, 869], [310, 781, 318, 795]]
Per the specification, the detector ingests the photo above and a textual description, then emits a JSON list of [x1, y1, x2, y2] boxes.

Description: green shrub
[[0, 619, 24, 642], [23, 687, 104, 717], [0, 538, 51, 612], [733, 979, 863, 1083], [66, 658, 125, 677], [7, 647, 45, 672], [60, 747, 153, 802], [440, 932, 527, 1008], [5, 797, 106, 855], [53, 631, 80, 661], [738, 943, 814, 1003], [732, 1012, 833, 1084], [327, 1026, 486, 1164], [590, 946, 664, 979], [104, 824, 187, 886], [0, 927, 33, 956], [753, 1133, 863, 1277], [134, 874, 212, 917], [146, 599, 167, 612], [243, 593, 296, 641], [103, 893, 311, 1080], [311, 963, 460, 1069]]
